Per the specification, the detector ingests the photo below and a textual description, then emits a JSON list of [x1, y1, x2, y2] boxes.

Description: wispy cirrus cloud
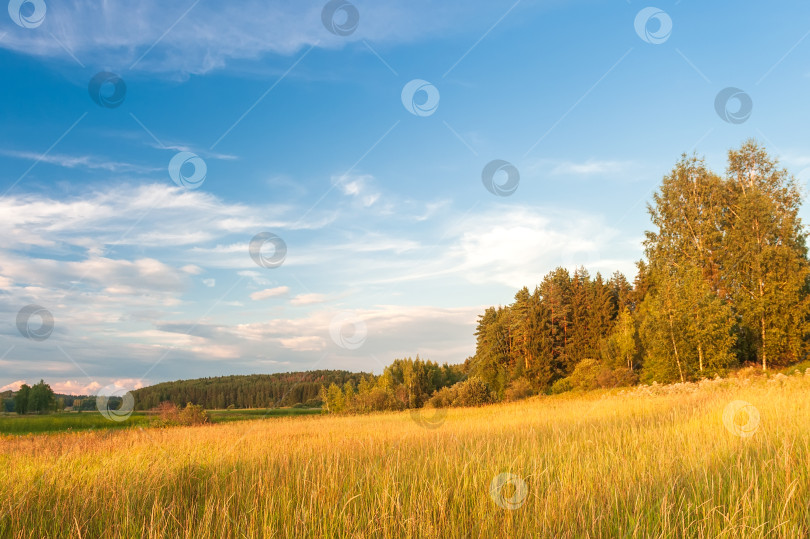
[[0, 149, 162, 174], [0, 0, 509, 75]]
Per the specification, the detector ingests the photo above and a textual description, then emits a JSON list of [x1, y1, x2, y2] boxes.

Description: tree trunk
[[760, 278, 767, 371], [668, 312, 685, 383], [698, 343, 704, 372]]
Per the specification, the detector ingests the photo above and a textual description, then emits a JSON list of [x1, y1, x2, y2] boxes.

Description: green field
[[0, 407, 321, 435]]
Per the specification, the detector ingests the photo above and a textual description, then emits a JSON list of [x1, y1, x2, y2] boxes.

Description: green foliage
[[320, 358, 464, 414], [131, 371, 366, 410], [14, 384, 30, 415], [13, 381, 56, 415], [503, 377, 535, 402], [153, 402, 209, 427], [550, 378, 573, 394]]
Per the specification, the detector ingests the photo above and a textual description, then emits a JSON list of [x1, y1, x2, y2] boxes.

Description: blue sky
[[2, 0, 810, 395]]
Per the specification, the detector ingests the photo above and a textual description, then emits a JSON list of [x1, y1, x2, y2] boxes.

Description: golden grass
[[2, 375, 809, 538]]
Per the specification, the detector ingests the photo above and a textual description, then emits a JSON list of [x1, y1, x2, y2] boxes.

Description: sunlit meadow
[[2, 374, 808, 538]]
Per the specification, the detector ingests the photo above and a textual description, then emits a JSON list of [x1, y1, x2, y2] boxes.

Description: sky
[[2, 0, 810, 395]]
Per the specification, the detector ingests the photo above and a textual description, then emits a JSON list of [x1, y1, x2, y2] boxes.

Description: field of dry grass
[[2, 373, 809, 538]]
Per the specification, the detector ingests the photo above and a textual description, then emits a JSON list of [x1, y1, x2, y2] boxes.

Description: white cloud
[[550, 159, 636, 176], [290, 293, 328, 306], [0, 149, 161, 174], [333, 173, 381, 208], [0, 0, 500, 75], [250, 286, 289, 300], [0, 380, 26, 392]]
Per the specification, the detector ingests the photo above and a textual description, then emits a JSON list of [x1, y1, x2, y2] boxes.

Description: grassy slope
[[1, 374, 809, 538]]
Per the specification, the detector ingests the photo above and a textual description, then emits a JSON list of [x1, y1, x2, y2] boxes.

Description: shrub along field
[[1, 374, 809, 538]]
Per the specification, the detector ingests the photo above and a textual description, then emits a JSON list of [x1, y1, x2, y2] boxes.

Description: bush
[[179, 403, 208, 425], [569, 358, 602, 391], [504, 378, 535, 402], [453, 377, 493, 407], [428, 386, 457, 408], [152, 401, 208, 427], [568, 359, 639, 391], [550, 378, 573, 394], [353, 387, 402, 413], [426, 377, 493, 408]]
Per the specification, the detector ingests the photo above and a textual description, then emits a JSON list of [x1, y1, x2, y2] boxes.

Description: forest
[[320, 141, 810, 412], [128, 370, 368, 410]]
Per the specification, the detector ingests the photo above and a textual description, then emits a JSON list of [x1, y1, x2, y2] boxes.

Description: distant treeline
[[1, 383, 91, 414], [130, 371, 369, 410]]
